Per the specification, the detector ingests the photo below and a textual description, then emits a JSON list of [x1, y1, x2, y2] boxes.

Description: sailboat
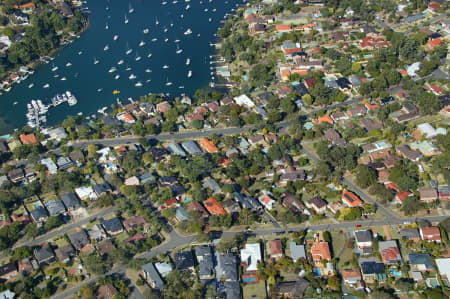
[[139, 41, 145, 47], [129, 74, 136, 80], [135, 82, 143, 87], [51, 65, 58, 72], [186, 58, 190, 65], [125, 43, 132, 55], [143, 28, 149, 34], [165, 78, 172, 86], [118, 59, 124, 65], [176, 45, 183, 54], [115, 74, 120, 80], [113, 35, 119, 41], [147, 53, 152, 58], [128, 2, 134, 13], [124, 14, 129, 24], [104, 44, 109, 51]]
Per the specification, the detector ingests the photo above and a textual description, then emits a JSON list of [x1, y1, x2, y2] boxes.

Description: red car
[[356, 224, 362, 227]]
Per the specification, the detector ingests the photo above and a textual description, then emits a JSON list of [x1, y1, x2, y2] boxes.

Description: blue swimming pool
[[314, 267, 321, 276], [243, 277, 256, 283], [389, 268, 402, 277]]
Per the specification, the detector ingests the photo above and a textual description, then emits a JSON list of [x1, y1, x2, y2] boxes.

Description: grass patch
[[243, 281, 267, 299], [330, 230, 345, 258]]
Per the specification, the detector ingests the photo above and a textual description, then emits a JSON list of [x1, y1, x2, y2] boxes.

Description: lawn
[[330, 230, 345, 258], [243, 281, 267, 299]]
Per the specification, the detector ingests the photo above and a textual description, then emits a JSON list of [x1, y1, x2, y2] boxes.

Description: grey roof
[[174, 251, 195, 270], [233, 192, 261, 211], [166, 142, 186, 157], [102, 218, 123, 233], [68, 230, 90, 250], [400, 228, 420, 239], [219, 253, 238, 281], [276, 279, 310, 298], [61, 193, 81, 210], [360, 261, 385, 275], [34, 247, 54, 264], [203, 177, 221, 194], [349, 75, 361, 86], [142, 262, 164, 289], [404, 13, 423, 23], [175, 206, 189, 222], [56, 156, 72, 169], [409, 253, 434, 270], [0, 176, 9, 188], [140, 172, 155, 184], [45, 200, 66, 216], [30, 206, 48, 222], [195, 246, 214, 278], [289, 242, 306, 262], [355, 230, 372, 243], [103, 116, 121, 126], [224, 281, 241, 299], [93, 183, 112, 195], [180, 140, 201, 155]]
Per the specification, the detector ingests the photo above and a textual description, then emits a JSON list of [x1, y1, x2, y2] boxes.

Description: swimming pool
[[389, 268, 402, 277], [314, 267, 321, 276], [242, 276, 256, 283]]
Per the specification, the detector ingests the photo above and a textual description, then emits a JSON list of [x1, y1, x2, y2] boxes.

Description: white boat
[[184, 28, 192, 35], [151, 38, 157, 42], [129, 74, 136, 80], [135, 55, 141, 61], [54, 74, 59, 78], [66, 91, 77, 106], [174, 39, 180, 43], [28, 83, 34, 88], [146, 79, 151, 83], [108, 67, 117, 73], [13, 101, 18, 105], [147, 53, 152, 57], [176, 45, 183, 54], [129, 2, 134, 13], [209, 18, 212, 22], [155, 17, 159, 25], [124, 14, 129, 24], [97, 88, 103, 92], [186, 4, 190, 9], [139, 41, 145, 47], [143, 28, 149, 34], [113, 35, 119, 40], [186, 58, 190, 65], [145, 69, 152, 73], [164, 27, 168, 33], [126, 67, 131, 71], [135, 82, 143, 87], [118, 59, 124, 65], [204, 8, 208, 12], [115, 74, 120, 80], [51, 66, 58, 72], [104, 44, 109, 51], [78, 51, 83, 55], [126, 49, 133, 55], [170, 22, 174, 27], [105, 23, 109, 30], [165, 81, 172, 86], [94, 58, 99, 64], [181, 14, 184, 18], [162, 1, 167, 5], [164, 38, 169, 42], [43, 84, 50, 88], [162, 65, 169, 69], [187, 70, 192, 78], [61, 77, 67, 81]]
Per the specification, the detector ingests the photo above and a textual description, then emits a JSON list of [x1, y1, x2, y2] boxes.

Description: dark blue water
[[0, 0, 242, 134]]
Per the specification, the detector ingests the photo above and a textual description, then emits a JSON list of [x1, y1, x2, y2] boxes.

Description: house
[[342, 269, 361, 285], [222, 199, 241, 214], [45, 200, 66, 216], [396, 144, 422, 162], [258, 193, 276, 210], [88, 224, 107, 242], [426, 38, 443, 51], [0, 263, 17, 282], [359, 118, 383, 132], [175, 206, 189, 222], [435, 258, 450, 282], [30, 206, 48, 223], [17, 258, 32, 274], [409, 254, 434, 272], [379, 240, 401, 264], [420, 226, 442, 243], [240, 243, 262, 273], [347, 104, 366, 118], [174, 251, 195, 272], [311, 240, 331, 262], [68, 230, 90, 251], [195, 246, 215, 279], [34, 247, 55, 265], [395, 190, 413, 204], [187, 201, 208, 218], [97, 239, 115, 256], [418, 187, 438, 203], [360, 261, 386, 282], [306, 197, 327, 213], [123, 215, 148, 232], [101, 218, 124, 236], [400, 228, 420, 242], [282, 193, 304, 213], [40, 158, 57, 175], [54, 244, 75, 263], [331, 111, 349, 122], [200, 138, 218, 153], [322, 128, 341, 143], [166, 142, 186, 157], [342, 190, 363, 207], [415, 123, 447, 139], [61, 193, 82, 211], [93, 184, 112, 197], [289, 242, 306, 262], [204, 197, 227, 215], [155, 262, 172, 278], [0, 290, 15, 299], [274, 279, 310, 298], [97, 284, 118, 299], [8, 168, 24, 184], [218, 253, 238, 282], [181, 140, 202, 155], [354, 230, 373, 249], [304, 77, 317, 89], [269, 240, 283, 260], [248, 135, 265, 146], [156, 101, 171, 114], [75, 186, 97, 200], [125, 176, 140, 186], [234, 94, 255, 107], [142, 262, 164, 289], [279, 168, 305, 185], [328, 201, 345, 214], [19, 133, 38, 145], [202, 177, 221, 194]]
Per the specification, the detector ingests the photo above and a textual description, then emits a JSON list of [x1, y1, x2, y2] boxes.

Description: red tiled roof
[[311, 241, 331, 261], [200, 138, 218, 153], [270, 240, 283, 256], [204, 197, 227, 215], [275, 25, 291, 32], [396, 190, 412, 202], [342, 190, 363, 207], [421, 227, 441, 241], [19, 133, 38, 145]]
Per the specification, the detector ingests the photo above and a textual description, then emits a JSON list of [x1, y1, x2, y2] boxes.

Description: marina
[[0, 0, 244, 134]]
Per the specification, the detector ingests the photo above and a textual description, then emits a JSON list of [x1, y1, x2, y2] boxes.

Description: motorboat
[[113, 35, 119, 40], [118, 59, 124, 65], [155, 17, 159, 25], [105, 23, 109, 30], [152, 38, 157, 42], [176, 45, 183, 54], [186, 5, 190, 9], [147, 53, 152, 57], [145, 69, 152, 73], [187, 70, 192, 78], [51, 66, 58, 72], [126, 49, 133, 55], [186, 58, 190, 65], [94, 58, 99, 64], [43, 83, 50, 88], [143, 28, 149, 34], [129, 74, 136, 80], [28, 83, 34, 88], [165, 81, 173, 86], [108, 67, 117, 73], [135, 82, 143, 87], [174, 39, 180, 43], [61, 77, 67, 81], [124, 14, 129, 24], [162, 65, 169, 69], [135, 55, 142, 61], [139, 41, 145, 47], [104, 44, 109, 51], [184, 28, 192, 35], [164, 27, 168, 33], [115, 74, 120, 80], [164, 38, 169, 42], [129, 2, 134, 13]]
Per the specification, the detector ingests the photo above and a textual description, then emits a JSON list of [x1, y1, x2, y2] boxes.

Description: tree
[[355, 165, 377, 188], [190, 119, 203, 129], [351, 62, 362, 73], [24, 223, 41, 239], [87, 144, 99, 158], [395, 278, 414, 292], [401, 196, 423, 216], [44, 216, 63, 231]]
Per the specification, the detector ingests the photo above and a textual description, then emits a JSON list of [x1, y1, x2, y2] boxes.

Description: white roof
[[41, 158, 57, 174], [75, 186, 97, 200], [240, 243, 262, 272], [47, 127, 68, 141], [234, 94, 255, 107], [407, 62, 420, 77], [97, 147, 116, 162], [417, 123, 446, 138], [436, 258, 450, 279]]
